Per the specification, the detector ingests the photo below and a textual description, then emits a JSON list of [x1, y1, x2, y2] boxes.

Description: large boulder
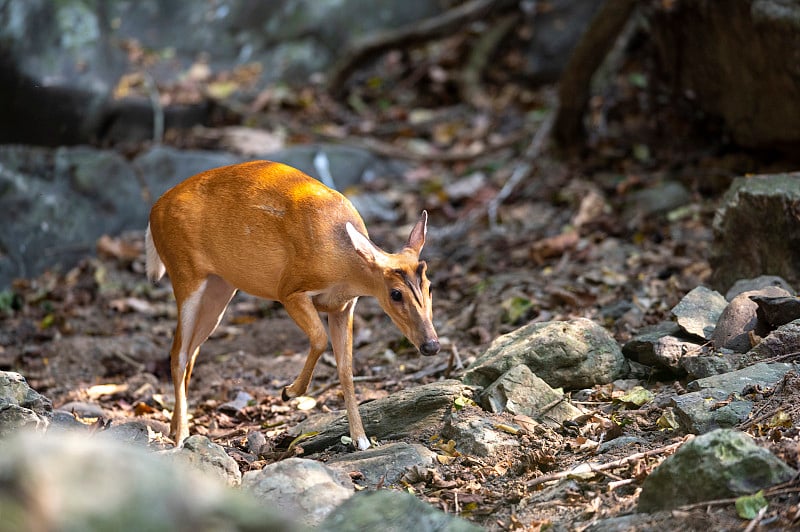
[[648, 0, 800, 151], [0, 0, 443, 145]]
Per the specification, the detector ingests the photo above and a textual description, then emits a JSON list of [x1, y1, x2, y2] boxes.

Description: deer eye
[[390, 289, 403, 302]]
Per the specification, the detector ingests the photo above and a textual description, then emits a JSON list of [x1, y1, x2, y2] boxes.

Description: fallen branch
[[487, 109, 555, 229], [327, 0, 519, 94], [527, 437, 688, 487]]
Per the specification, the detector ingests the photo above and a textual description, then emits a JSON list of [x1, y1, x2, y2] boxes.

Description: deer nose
[[420, 339, 440, 356]]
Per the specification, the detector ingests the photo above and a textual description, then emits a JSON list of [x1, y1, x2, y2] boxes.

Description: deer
[[145, 160, 440, 450]]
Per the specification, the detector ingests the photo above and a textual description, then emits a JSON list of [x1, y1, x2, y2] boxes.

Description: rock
[[623, 181, 692, 228], [751, 295, 800, 328], [725, 275, 795, 300], [670, 389, 753, 434], [218, 390, 254, 415], [0, 371, 51, 437], [440, 408, 521, 457], [99, 420, 152, 446], [670, 286, 727, 341], [320, 489, 481, 532], [0, 433, 298, 531], [55, 401, 106, 419], [638, 429, 796, 512], [648, 2, 800, 150], [0, 371, 52, 414], [680, 354, 738, 380], [168, 435, 242, 487], [622, 321, 707, 376], [479, 364, 583, 426], [463, 318, 626, 390], [246, 430, 268, 455], [0, 146, 144, 287], [687, 362, 795, 394], [710, 174, 800, 291], [711, 286, 791, 353], [289, 380, 475, 453], [242, 457, 353, 527], [747, 319, 800, 361], [325, 442, 437, 488], [0, 0, 444, 145], [0, 404, 49, 438]]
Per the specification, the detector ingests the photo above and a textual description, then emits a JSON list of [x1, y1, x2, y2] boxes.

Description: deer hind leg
[[170, 275, 236, 444], [328, 298, 369, 450], [281, 293, 329, 401]]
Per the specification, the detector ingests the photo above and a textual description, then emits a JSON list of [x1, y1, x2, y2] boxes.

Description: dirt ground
[[3, 147, 800, 530]]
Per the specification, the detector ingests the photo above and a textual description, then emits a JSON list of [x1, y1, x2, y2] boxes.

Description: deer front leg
[[328, 298, 369, 450]]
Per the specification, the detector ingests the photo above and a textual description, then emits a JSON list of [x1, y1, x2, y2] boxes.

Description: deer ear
[[346, 222, 388, 267], [405, 211, 427, 255]]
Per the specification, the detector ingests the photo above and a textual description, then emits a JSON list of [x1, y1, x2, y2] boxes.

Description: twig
[[743, 506, 768, 532], [527, 437, 688, 487]]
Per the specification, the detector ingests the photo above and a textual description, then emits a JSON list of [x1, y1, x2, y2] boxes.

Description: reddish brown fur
[[146, 161, 439, 449]]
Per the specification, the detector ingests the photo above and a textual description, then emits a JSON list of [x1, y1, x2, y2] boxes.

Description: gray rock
[[680, 353, 738, 380], [0, 433, 299, 531], [0, 146, 144, 287], [748, 319, 800, 360], [711, 286, 791, 352], [479, 364, 583, 426], [623, 181, 692, 228], [0, 371, 52, 414], [320, 490, 481, 532], [289, 380, 475, 453], [687, 362, 795, 394], [670, 388, 753, 434], [55, 401, 106, 419], [638, 429, 796, 512], [725, 275, 795, 300], [325, 442, 436, 488], [463, 318, 626, 390], [710, 174, 800, 291], [168, 435, 242, 487], [0, 404, 49, 437], [246, 430, 268, 455], [0, 371, 51, 437], [0, 0, 444, 145], [243, 457, 353, 527], [751, 295, 800, 328], [440, 410, 521, 457], [671, 286, 727, 340], [99, 420, 152, 446]]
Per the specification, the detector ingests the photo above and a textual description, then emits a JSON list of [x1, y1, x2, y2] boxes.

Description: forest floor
[[3, 46, 800, 529]]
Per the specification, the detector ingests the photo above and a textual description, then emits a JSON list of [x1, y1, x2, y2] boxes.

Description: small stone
[[671, 286, 727, 340]]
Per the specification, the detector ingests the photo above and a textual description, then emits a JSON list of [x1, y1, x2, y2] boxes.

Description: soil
[[3, 155, 800, 530]]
